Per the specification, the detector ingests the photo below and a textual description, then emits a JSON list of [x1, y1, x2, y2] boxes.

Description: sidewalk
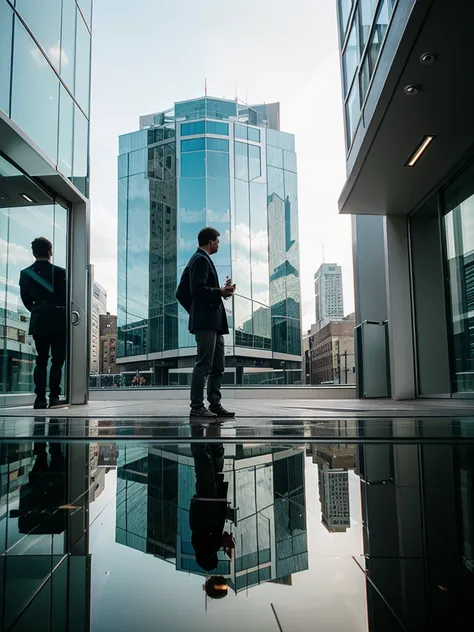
[[3, 396, 474, 418]]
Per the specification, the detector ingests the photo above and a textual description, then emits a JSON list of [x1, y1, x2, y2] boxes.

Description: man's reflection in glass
[[19, 237, 67, 409], [10, 420, 66, 535], [189, 421, 234, 599]]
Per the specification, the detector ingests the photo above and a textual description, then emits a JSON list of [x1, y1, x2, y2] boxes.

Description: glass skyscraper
[[117, 97, 301, 385], [0, 0, 92, 407]]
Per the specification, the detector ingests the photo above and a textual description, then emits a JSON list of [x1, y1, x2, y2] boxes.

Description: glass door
[[442, 161, 474, 395], [0, 157, 69, 406]]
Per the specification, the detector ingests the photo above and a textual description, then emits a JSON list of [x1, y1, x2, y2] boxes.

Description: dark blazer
[[19, 261, 67, 336], [181, 249, 229, 335]]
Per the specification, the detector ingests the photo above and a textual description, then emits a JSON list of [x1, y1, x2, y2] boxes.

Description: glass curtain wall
[[0, 0, 91, 196], [178, 119, 232, 348], [443, 161, 474, 394], [410, 158, 474, 396], [118, 131, 150, 358], [267, 130, 301, 356], [118, 126, 178, 359], [233, 123, 271, 350], [338, 0, 397, 148], [148, 131, 177, 354]]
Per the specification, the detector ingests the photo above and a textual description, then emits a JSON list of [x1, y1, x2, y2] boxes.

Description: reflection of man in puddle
[[19, 237, 67, 409], [10, 421, 67, 535], [189, 422, 234, 599]]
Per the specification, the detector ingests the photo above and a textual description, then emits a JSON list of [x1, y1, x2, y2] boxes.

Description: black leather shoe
[[49, 396, 61, 408], [190, 407, 218, 418], [34, 397, 48, 410], [209, 405, 235, 418]]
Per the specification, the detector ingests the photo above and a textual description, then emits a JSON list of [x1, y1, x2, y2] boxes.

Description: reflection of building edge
[[116, 445, 308, 592], [357, 426, 474, 629], [0, 442, 91, 630]]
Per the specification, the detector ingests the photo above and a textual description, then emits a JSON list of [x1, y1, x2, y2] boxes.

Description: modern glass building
[[337, 0, 474, 398], [0, 0, 91, 407], [117, 97, 302, 385]]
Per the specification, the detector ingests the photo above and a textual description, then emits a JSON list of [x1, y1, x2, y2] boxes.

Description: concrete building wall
[[352, 215, 388, 326]]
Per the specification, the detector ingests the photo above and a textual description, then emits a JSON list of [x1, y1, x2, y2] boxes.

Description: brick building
[[309, 314, 355, 385], [99, 314, 117, 374]]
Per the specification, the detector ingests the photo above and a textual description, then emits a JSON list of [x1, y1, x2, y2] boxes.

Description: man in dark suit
[[19, 237, 67, 409], [176, 227, 235, 418]]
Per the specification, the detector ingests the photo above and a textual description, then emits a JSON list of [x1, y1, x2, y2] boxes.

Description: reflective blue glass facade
[[0, 0, 91, 195], [0, 0, 92, 402], [118, 98, 301, 384], [338, 0, 397, 149]]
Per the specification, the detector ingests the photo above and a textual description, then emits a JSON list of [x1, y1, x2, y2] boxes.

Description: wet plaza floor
[[1, 416, 474, 631]]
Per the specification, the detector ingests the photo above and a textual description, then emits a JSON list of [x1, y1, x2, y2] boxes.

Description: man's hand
[[222, 531, 235, 558], [220, 285, 235, 298]]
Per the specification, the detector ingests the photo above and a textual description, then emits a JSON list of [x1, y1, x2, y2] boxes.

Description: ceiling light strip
[[406, 135, 435, 167]]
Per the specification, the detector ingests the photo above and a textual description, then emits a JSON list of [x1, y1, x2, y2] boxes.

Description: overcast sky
[[89, 0, 354, 331]]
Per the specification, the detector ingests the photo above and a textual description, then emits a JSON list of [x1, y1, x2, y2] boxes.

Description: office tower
[[90, 277, 108, 373], [336, 0, 474, 399], [117, 97, 302, 385], [314, 263, 344, 331], [0, 0, 92, 407]]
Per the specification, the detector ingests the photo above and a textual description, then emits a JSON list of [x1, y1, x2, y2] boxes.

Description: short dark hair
[[31, 237, 52, 258], [198, 227, 220, 247], [204, 576, 228, 600]]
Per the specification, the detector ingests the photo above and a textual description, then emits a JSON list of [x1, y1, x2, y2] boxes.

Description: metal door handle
[[72, 310, 81, 326]]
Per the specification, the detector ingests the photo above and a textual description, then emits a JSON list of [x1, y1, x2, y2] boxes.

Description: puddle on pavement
[[1, 425, 473, 630]]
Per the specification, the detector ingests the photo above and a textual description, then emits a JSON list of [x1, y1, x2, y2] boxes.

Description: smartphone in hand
[[225, 277, 236, 296]]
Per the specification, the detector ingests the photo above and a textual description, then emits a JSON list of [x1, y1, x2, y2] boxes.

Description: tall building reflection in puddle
[[309, 419, 357, 533], [116, 426, 308, 593]]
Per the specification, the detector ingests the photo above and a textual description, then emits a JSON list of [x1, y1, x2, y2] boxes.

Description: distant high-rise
[[99, 314, 117, 374], [314, 263, 344, 331], [90, 276, 107, 374], [318, 465, 350, 533]]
